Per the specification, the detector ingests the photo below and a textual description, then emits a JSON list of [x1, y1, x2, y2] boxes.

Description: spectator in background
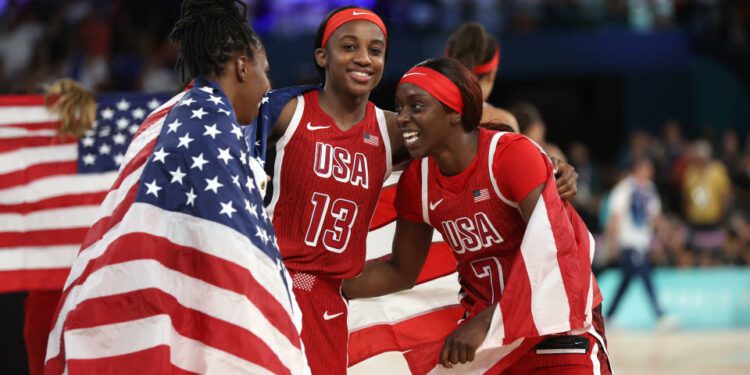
[[606, 157, 673, 328], [568, 141, 601, 231], [508, 100, 567, 162], [682, 139, 731, 265]]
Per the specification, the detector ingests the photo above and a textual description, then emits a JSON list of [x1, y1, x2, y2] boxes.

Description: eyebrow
[[338, 34, 386, 44]]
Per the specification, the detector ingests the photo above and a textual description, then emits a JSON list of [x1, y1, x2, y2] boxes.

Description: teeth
[[352, 71, 370, 78], [402, 131, 419, 144]]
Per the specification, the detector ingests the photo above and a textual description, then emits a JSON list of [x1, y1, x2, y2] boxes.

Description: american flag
[[0, 93, 168, 292], [42, 79, 308, 374], [473, 188, 489, 203], [363, 131, 379, 146]]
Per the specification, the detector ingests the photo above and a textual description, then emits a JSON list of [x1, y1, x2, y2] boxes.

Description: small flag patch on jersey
[[363, 131, 379, 146], [473, 188, 489, 202]]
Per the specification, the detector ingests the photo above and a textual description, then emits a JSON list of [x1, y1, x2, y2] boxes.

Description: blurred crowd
[[569, 121, 750, 269], [1, 0, 749, 94]]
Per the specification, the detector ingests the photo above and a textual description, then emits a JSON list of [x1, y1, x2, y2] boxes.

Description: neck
[[318, 82, 369, 130], [433, 129, 479, 176]]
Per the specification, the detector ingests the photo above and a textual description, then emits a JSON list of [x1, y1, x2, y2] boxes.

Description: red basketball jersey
[[269, 90, 391, 279], [396, 129, 599, 343]]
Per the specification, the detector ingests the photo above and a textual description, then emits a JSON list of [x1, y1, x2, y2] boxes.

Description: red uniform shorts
[[290, 272, 349, 375]]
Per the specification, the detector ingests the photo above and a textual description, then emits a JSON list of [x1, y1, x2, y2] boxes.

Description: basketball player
[[247, 7, 580, 374], [342, 58, 611, 374], [445, 22, 517, 132]]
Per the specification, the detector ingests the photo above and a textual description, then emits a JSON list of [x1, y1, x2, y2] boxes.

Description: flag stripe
[[0, 161, 78, 189], [0, 228, 88, 248], [0, 206, 101, 232], [64, 288, 292, 374], [348, 306, 464, 366], [0, 106, 59, 125], [0, 143, 77, 174], [0, 192, 109, 214], [0, 171, 116, 204], [349, 274, 462, 331], [0, 245, 79, 271], [63, 314, 282, 375], [62, 347, 195, 375], [0, 128, 58, 138], [0, 269, 71, 292]]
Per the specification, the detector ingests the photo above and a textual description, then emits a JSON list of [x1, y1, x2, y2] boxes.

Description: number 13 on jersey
[[304, 192, 359, 253]]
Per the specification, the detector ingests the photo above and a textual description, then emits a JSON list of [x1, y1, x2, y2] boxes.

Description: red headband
[[473, 46, 500, 75], [321, 8, 387, 48], [399, 66, 463, 114]]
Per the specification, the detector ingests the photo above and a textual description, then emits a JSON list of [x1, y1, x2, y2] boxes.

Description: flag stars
[[147, 98, 161, 110], [240, 150, 247, 165], [231, 123, 242, 139], [177, 133, 194, 149], [261, 208, 269, 222], [191, 107, 208, 120], [169, 166, 187, 185], [248, 202, 258, 218], [166, 119, 182, 133], [261, 96, 269, 104], [217, 108, 231, 116], [82, 153, 96, 165], [114, 153, 124, 165], [203, 123, 222, 139], [116, 98, 130, 111], [255, 225, 269, 244], [185, 188, 197, 206], [98, 127, 111, 137], [145, 179, 162, 197], [179, 97, 196, 107], [217, 147, 233, 164], [101, 108, 114, 120], [98, 143, 111, 155], [204, 176, 224, 194], [231, 174, 241, 187], [199, 86, 214, 94], [131, 107, 146, 119], [82, 136, 95, 147], [113, 133, 127, 145], [244, 199, 252, 212], [219, 200, 237, 218], [245, 177, 256, 192], [190, 153, 209, 170], [207, 95, 224, 106], [128, 124, 139, 134], [116, 118, 129, 130], [153, 147, 169, 163]]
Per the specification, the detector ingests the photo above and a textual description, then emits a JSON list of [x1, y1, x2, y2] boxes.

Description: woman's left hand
[[439, 304, 496, 368], [552, 157, 578, 201]]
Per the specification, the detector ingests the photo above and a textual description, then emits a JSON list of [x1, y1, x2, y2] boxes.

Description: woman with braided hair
[[43, 1, 309, 374]]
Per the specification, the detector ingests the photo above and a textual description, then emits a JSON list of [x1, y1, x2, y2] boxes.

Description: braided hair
[[169, 0, 262, 80]]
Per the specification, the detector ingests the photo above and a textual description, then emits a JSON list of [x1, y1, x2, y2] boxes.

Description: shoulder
[[481, 104, 519, 133]]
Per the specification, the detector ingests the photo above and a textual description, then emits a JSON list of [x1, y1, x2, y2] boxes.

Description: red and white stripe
[[43, 92, 309, 375], [0, 97, 110, 291]]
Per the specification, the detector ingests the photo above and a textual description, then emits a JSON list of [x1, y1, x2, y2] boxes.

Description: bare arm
[[268, 97, 298, 145], [342, 218, 433, 298]]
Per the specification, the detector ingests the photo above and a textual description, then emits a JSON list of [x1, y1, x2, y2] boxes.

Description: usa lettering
[[441, 212, 503, 254], [313, 142, 369, 188]]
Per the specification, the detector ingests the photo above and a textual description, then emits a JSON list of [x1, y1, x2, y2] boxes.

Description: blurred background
[[1, 0, 749, 374]]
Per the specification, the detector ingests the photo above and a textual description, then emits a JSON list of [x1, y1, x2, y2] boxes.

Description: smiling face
[[315, 20, 386, 97], [395, 83, 461, 160]]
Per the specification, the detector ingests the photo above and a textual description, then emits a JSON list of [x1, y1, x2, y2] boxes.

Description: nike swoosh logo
[[323, 311, 344, 320], [429, 198, 444, 210], [306, 122, 330, 131], [402, 72, 427, 78], [352, 11, 371, 16]]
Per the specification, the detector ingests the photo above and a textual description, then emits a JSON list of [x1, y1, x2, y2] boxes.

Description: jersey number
[[304, 192, 359, 253], [470, 257, 504, 304]]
